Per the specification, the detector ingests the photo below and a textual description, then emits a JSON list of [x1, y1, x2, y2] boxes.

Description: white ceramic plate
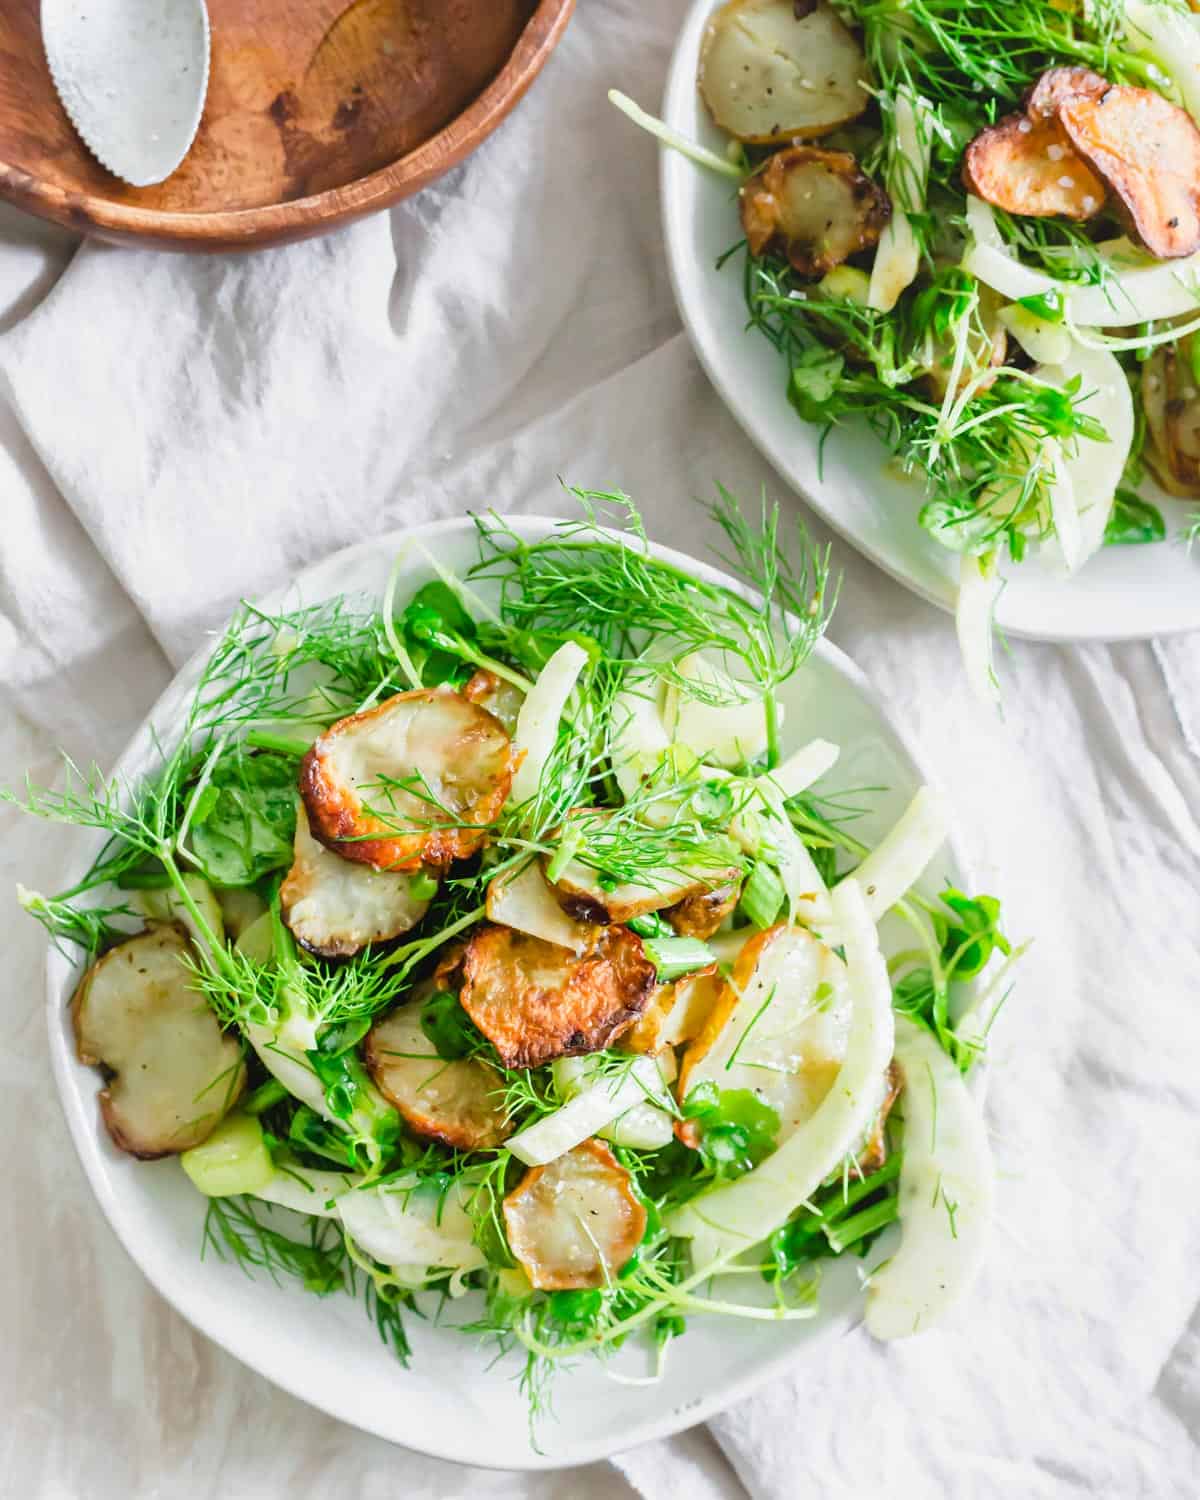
[[46, 515, 974, 1469], [660, 0, 1200, 642]]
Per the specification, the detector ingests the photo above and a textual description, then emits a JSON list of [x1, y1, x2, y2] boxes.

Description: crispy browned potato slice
[[281, 805, 434, 958], [1142, 343, 1200, 495], [1058, 86, 1200, 258], [963, 112, 1106, 220], [364, 1003, 508, 1150], [667, 877, 741, 939], [73, 926, 245, 1159], [300, 687, 514, 871], [699, 0, 870, 144], [1024, 66, 1109, 122], [741, 147, 890, 277], [503, 1139, 647, 1290], [460, 924, 656, 1068]]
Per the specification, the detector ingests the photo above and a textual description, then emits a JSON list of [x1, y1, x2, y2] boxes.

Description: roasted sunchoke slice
[[1142, 342, 1200, 495], [1059, 85, 1200, 258], [459, 923, 656, 1068], [503, 1139, 646, 1290], [281, 805, 433, 958], [300, 687, 514, 871], [740, 146, 891, 277], [963, 112, 1106, 221], [73, 925, 245, 1159], [699, 0, 870, 144], [364, 1003, 508, 1150]]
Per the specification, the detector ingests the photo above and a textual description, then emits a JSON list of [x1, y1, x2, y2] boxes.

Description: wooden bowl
[[0, 0, 574, 252]]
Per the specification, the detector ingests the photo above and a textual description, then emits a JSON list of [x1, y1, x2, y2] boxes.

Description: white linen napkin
[[1, 0, 1198, 1496]]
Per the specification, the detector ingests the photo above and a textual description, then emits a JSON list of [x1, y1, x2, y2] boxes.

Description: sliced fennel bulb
[[1124, 0, 1200, 125], [956, 554, 1001, 710], [246, 988, 395, 1153], [509, 640, 589, 806], [869, 88, 932, 312], [507, 1057, 672, 1165], [245, 1006, 328, 1121], [662, 652, 771, 768], [997, 303, 1072, 367], [600, 1058, 676, 1150], [133, 873, 225, 960], [765, 738, 839, 800], [558, 1053, 676, 1151], [337, 1177, 485, 1278], [253, 1164, 356, 1217], [865, 1017, 994, 1339], [849, 785, 948, 922], [231, 912, 347, 1129], [181, 1113, 274, 1198], [611, 669, 672, 801], [667, 878, 895, 1267], [732, 776, 832, 928], [248, 1167, 486, 1283], [1033, 342, 1133, 568], [1043, 439, 1084, 574], [964, 195, 1200, 326]]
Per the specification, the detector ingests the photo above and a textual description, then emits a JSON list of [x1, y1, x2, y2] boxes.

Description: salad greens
[[10, 493, 1013, 1434], [613, 0, 1200, 701]]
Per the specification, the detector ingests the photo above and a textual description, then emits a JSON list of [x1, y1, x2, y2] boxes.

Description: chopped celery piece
[[181, 1113, 274, 1198]]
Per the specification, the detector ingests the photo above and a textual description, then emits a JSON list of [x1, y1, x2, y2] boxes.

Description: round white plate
[[46, 515, 973, 1469], [660, 0, 1200, 642]]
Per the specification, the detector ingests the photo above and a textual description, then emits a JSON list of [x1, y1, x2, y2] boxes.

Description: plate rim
[[43, 511, 977, 1469], [659, 0, 1200, 644], [0, 0, 575, 252]]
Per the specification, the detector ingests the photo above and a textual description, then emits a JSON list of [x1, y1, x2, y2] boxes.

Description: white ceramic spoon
[[42, 0, 211, 188]]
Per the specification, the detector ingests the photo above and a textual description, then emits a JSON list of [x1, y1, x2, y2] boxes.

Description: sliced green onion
[[242, 1078, 288, 1116], [628, 911, 673, 940], [824, 1193, 899, 1255], [740, 859, 785, 930], [244, 730, 313, 757], [545, 820, 584, 885], [408, 870, 440, 902], [642, 935, 715, 982]]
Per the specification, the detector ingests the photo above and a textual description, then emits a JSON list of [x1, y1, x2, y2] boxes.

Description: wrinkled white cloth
[[1, 1, 1198, 1496]]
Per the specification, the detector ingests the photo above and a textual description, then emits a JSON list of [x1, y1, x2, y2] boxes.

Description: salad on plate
[[615, 0, 1200, 696], [11, 495, 1014, 1429]]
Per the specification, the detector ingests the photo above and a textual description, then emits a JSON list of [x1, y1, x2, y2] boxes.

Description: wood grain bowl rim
[[0, 0, 575, 252]]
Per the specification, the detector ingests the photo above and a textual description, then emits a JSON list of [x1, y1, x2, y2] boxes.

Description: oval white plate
[[660, 0, 1200, 642], [46, 515, 974, 1469]]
